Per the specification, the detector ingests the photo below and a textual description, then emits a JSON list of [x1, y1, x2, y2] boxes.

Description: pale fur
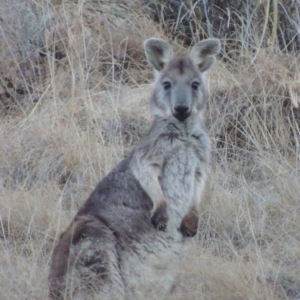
[[49, 37, 220, 300]]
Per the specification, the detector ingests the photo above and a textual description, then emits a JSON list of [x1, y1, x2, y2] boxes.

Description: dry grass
[[0, 1, 299, 299]]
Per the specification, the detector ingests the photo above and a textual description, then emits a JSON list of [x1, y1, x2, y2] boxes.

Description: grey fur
[[49, 37, 220, 300]]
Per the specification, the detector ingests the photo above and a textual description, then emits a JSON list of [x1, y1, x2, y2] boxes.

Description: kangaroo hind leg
[[49, 214, 124, 300]]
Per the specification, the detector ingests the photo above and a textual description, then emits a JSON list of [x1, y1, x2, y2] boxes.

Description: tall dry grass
[[0, 1, 299, 299]]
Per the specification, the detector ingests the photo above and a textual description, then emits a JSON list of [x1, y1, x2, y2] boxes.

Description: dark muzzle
[[173, 105, 190, 122]]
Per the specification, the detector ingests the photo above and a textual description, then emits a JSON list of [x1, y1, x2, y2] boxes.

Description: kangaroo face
[[155, 56, 204, 122], [144, 38, 220, 122]]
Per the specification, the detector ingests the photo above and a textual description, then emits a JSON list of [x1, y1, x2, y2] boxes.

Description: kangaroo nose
[[174, 106, 189, 114]]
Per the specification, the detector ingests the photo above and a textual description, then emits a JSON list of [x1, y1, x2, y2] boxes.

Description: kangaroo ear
[[144, 38, 173, 71], [190, 39, 220, 72]]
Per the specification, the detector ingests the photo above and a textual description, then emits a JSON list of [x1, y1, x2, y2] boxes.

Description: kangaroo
[[49, 37, 220, 300]]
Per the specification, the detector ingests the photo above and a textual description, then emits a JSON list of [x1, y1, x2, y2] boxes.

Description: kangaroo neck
[[153, 115, 202, 137]]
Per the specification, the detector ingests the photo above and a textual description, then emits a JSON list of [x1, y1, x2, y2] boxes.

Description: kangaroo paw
[[151, 202, 168, 231], [180, 213, 198, 238]]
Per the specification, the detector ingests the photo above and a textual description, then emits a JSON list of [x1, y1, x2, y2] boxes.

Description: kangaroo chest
[[161, 144, 197, 198], [160, 137, 204, 226]]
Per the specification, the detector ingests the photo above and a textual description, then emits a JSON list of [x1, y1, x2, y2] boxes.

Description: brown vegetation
[[0, 0, 299, 299]]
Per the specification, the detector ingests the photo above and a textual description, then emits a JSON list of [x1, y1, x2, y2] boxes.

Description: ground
[[0, 1, 299, 299]]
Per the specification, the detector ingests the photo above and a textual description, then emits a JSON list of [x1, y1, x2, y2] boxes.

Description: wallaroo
[[49, 37, 220, 300]]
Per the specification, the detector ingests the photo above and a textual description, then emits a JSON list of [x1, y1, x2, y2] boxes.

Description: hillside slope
[[0, 1, 299, 299]]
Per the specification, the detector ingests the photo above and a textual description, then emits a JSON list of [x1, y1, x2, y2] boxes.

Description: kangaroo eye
[[162, 81, 171, 90], [191, 81, 200, 90]]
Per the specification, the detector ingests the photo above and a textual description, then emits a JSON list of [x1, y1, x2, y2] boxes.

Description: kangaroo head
[[144, 38, 220, 122]]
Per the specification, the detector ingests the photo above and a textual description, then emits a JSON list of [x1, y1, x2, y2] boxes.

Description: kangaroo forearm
[[130, 160, 165, 209]]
